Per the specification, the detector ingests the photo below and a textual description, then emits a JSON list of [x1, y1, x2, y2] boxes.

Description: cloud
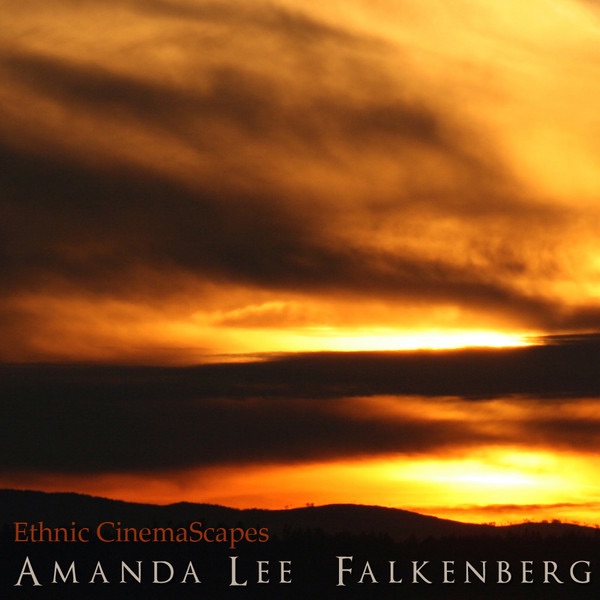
[[0, 393, 494, 473], [1, 337, 599, 474], [1, 128, 597, 347], [2, 0, 600, 363]]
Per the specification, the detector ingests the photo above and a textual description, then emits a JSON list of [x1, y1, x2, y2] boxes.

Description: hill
[[0, 488, 595, 541]]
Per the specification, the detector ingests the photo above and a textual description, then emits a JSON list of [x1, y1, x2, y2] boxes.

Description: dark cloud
[[1, 336, 599, 474], [4, 333, 600, 401], [521, 411, 600, 453], [0, 393, 493, 473], [1, 135, 594, 334], [1, 48, 455, 162]]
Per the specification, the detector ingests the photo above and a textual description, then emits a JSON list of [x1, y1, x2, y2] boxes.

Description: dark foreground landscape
[[1, 489, 599, 599]]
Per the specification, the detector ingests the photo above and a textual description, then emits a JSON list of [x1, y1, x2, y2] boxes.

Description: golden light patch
[[290, 329, 532, 351], [4, 446, 599, 525]]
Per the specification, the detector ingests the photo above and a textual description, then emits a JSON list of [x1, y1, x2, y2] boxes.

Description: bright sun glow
[[291, 329, 533, 352], [182, 325, 537, 362], [9, 447, 599, 525], [393, 452, 560, 501]]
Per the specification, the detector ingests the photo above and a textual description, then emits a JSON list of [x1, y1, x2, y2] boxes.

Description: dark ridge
[[1, 489, 597, 541], [2, 490, 600, 599]]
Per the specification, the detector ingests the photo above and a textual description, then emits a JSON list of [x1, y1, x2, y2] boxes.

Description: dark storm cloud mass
[[0, 393, 490, 473], [1, 337, 599, 474]]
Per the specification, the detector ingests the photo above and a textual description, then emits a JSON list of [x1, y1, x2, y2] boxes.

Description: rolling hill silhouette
[[0, 489, 595, 540], [0, 488, 490, 540], [2, 489, 599, 599]]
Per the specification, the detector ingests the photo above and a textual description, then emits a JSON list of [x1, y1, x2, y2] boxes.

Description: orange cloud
[[2, 0, 600, 362]]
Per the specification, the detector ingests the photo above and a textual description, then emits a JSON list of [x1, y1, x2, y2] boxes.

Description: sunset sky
[[1, 0, 600, 525]]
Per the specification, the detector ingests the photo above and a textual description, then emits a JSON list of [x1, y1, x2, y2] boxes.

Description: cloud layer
[[2, 0, 600, 360], [1, 337, 599, 474]]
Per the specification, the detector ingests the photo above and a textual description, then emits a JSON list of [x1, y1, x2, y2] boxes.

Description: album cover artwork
[[1, 1, 600, 598]]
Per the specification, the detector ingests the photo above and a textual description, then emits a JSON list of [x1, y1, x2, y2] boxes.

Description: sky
[[1, 0, 600, 525]]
